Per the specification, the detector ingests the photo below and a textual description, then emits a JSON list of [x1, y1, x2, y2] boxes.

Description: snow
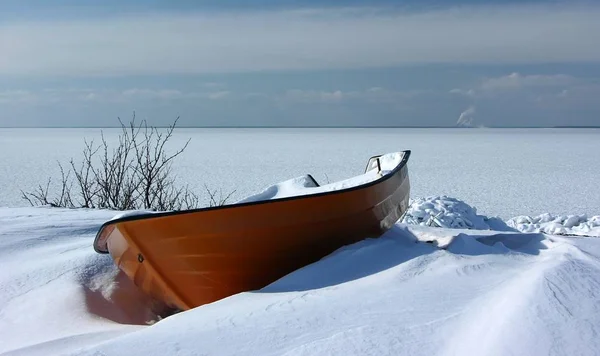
[[1, 193, 600, 354], [237, 152, 404, 203], [507, 213, 600, 237], [402, 196, 505, 230], [403, 196, 600, 238]]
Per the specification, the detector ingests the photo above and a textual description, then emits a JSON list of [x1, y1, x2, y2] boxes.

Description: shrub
[[21, 113, 233, 211]]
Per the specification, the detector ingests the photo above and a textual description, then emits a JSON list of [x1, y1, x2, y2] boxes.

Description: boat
[[93, 150, 411, 311]]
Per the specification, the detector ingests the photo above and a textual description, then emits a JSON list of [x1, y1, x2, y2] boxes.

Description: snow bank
[[401, 196, 508, 231], [66, 217, 600, 355], [401, 196, 600, 237], [0, 207, 159, 355], [507, 213, 600, 237], [2, 199, 600, 355]]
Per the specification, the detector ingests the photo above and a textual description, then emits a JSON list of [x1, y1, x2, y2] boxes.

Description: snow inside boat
[[93, 151, 411, 310]]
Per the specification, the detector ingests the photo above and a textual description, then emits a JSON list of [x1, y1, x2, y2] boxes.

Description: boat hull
[[94, 151, 411, 310]]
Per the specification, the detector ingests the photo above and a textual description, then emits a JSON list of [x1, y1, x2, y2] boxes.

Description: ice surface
[[2, 128, 599, 219], [1, 194, 600, 355]]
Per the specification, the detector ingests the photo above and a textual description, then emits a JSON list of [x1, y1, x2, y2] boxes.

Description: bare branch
[[21, 113, 232, 211]]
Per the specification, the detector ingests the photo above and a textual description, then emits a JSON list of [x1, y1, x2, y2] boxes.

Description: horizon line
[[1, 125, 599, 129]]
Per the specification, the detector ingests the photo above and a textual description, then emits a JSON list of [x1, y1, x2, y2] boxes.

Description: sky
[[1, 0, 600, 127]]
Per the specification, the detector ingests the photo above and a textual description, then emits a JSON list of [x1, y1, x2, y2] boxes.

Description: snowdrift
[[402, 195, 600, 238], [1, 194, 599, 355], [507, 213, 600, 237]]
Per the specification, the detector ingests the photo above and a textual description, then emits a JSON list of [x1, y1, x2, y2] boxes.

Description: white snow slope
[[1, 196, 600, 355]]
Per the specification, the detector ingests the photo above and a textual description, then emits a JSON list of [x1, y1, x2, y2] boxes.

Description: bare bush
[[21, 113, 233, 211]]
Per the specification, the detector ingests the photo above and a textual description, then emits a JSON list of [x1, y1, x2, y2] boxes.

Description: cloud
[[283, 87, 427, 104], [1, 5, 600, 76], [0, 90, 33, 104], [449, 88, 475, 97], [202, 82, 226, 89], [0, 88, 234, 105], [122, 88, 184, 99], [449, 72, 584, 100], [0, 89, 66, 104], [284, 90, 344, 103], [2, 86, 420, 106], [448, 71, 600, 126], [532, 83, 600, 108], [207, 91, 231, 100], [457, 106, 476, 127], [481, 73, 577, 91]]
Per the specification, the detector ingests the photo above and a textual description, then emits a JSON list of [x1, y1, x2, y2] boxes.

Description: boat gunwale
[[93, 150, 411, 254]]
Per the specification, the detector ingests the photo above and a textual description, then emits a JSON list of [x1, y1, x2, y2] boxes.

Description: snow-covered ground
[[1, 194, 599, 355]]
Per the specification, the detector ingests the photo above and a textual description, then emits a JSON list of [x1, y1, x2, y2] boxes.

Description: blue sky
[[1, 0, 599, 127]]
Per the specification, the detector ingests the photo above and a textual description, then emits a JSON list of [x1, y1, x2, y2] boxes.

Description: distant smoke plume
[[457, 106, 476, 127]]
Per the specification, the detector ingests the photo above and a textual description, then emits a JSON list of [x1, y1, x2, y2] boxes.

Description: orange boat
[[94, 151, 411, 311]]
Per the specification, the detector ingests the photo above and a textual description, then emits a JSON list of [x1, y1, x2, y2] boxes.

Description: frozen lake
[[1, 127, 598, 218]]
